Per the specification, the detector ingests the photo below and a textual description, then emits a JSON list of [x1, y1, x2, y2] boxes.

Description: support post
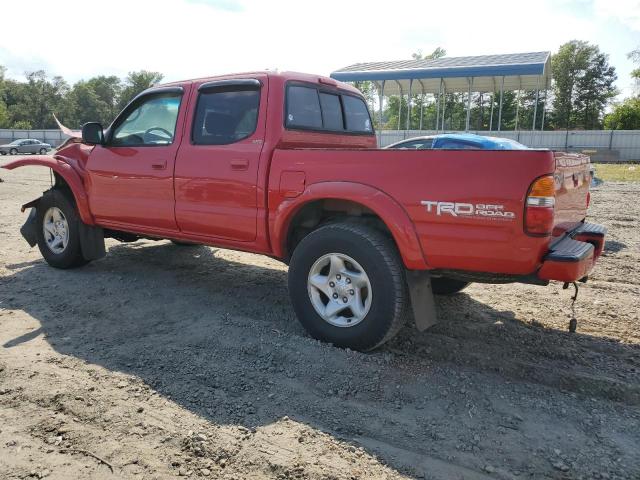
[[514, 76, 521, 131], [609, 129, 614, 151], [435, 78, 442, 131], [395, 81, 403, 131], [465, 77, 472, 131], [489, 77, 496, 132], [378, 81, 385, 144], [406, 79, 413, 130], [489, 92, 494, 131], [497, 76, 504, 132], [541, 87, 547, 131], [532, 75, 540, 131], [441, 81, 447, 130], [418, 80, 425, 131]]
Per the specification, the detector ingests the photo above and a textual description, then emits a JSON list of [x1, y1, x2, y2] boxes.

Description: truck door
[[174, 78, 266, 241], [86, 86, 190, 232]]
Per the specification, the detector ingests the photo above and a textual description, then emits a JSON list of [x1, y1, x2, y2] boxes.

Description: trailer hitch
[[562, 281, 579, 333]]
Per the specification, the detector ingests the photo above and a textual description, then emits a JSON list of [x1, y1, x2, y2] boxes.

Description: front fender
[[271, 181, 428, 270], [2, 156, 94, 225]]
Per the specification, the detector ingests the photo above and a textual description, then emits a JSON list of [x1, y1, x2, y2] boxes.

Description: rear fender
[[271, 181, 428, 270], [2, 156, 94, 225]]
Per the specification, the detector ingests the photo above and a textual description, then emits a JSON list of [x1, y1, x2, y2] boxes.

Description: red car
[[4, 71, 606, 351]]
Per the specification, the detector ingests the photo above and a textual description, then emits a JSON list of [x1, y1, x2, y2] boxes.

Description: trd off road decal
[[421, 201, 516, 220]]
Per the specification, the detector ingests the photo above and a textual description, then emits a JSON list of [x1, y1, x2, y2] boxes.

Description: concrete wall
[[2, 128, 639, 161], [377, 130, 640, 161], [0, 130, 70, 147]]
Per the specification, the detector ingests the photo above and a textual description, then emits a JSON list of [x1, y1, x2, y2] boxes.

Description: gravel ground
[[0, 159, 639, 480]]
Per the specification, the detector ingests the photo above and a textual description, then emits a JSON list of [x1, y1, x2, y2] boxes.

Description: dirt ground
[[0, 158, 638, 480]]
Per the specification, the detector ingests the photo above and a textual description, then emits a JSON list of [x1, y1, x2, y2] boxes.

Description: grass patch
[[593, 163, 640, 182]]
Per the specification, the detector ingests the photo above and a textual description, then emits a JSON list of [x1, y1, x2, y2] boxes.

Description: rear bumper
[[537, 222, 606, 282]]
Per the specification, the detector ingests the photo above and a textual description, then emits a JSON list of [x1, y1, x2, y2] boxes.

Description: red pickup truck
[[4, 71, 606, 351]]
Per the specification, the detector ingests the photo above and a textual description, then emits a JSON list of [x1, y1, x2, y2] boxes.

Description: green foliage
[[412, 47, 446, 60], [0, 68, 163, 130], [604, 97, 640, 130], [629, 47, 640, 79], [12, 120, 32, 129], [117, 71, 164, 111], [550, 40, 617, 129]]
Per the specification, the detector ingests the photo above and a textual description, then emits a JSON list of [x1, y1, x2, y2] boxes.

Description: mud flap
[[405, 270, 438, 331], [78, 222, 106, 261], [20, 208, 39, 247]]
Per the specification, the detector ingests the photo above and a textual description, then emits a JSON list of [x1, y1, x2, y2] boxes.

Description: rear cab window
[[285, 82, 373, 135]]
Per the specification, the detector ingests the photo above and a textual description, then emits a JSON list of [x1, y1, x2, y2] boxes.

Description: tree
[[550, 41, 617, 130], [604, 97, 640, 129], [85, 76, 122, 123], [0, 66, 10, 128], [117, 71, 164, 110], [12, 120, 32, 129], [64, 81, 110, 127], [629, 47, 640, 94], [412, 47, 446, 60], [629, 47, 640, 79]]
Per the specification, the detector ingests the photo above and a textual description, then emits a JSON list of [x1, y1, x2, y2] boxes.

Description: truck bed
[[269, 148, 590, 277]]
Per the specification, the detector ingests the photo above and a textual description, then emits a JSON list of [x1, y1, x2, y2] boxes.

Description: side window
[[319, 93, 343, 130], [286, 86, 322, 129], [438, 141, 481, 150], [111, 93, 181, 146], [342, 95, 372, 133], [192, 86, 260, 145], [401, 139, 433, 149]]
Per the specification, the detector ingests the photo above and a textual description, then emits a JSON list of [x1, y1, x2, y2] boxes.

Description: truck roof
[[157, 71, 363, 95]]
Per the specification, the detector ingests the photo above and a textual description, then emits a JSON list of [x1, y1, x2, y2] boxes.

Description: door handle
[[152, 161, 167, 170], [231, 159, 249, 170]]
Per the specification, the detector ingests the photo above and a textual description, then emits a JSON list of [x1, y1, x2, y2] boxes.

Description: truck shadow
[[3, 241, 640, 475]]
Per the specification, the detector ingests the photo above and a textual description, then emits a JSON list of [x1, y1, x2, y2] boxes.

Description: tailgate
[[553, 152, 590, 237]]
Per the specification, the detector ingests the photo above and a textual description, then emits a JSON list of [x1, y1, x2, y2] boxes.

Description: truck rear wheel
[[36, 189, 88, 269], [431, 277, 470, 295], [288, 222, 408, 351]]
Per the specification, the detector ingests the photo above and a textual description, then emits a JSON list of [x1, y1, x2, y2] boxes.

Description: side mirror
[[82, 122, 104, 145]]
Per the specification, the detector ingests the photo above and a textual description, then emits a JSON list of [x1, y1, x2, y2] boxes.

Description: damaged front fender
[[2, 157, 94, 225]]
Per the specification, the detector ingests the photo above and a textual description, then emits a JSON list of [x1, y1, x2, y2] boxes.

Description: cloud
[[0, 0, 636, 101], [185, 0, 244, 11], [594, 0, 640, 31]]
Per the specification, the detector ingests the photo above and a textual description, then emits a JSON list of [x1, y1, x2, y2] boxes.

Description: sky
[[0, 0, 638, 98]]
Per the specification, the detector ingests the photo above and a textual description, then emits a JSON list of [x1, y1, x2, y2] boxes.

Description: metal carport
[[330, 51, 552, 132]]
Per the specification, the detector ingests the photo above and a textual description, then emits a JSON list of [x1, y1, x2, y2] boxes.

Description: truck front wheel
[[36, 189, 88, 269], [288, 222, 408, 351]]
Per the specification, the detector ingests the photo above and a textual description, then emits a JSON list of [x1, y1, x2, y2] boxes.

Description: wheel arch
[[2, 157, 94, 225], [272, 181, 428, 270]]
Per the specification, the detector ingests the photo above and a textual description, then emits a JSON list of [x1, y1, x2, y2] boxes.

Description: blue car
[[384, 133, 529, 150]]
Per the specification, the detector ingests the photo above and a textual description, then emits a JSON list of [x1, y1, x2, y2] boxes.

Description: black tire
[[288, 222, 408, 351], [36, 189, 88, 269], [431, 277, 470, 295], [39, 148, 47, 154], [9, 148, 17, 155], [1, 151, 6, 155]]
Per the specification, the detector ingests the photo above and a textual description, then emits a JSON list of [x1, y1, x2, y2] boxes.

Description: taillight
[[525, 175, 555, 236]]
